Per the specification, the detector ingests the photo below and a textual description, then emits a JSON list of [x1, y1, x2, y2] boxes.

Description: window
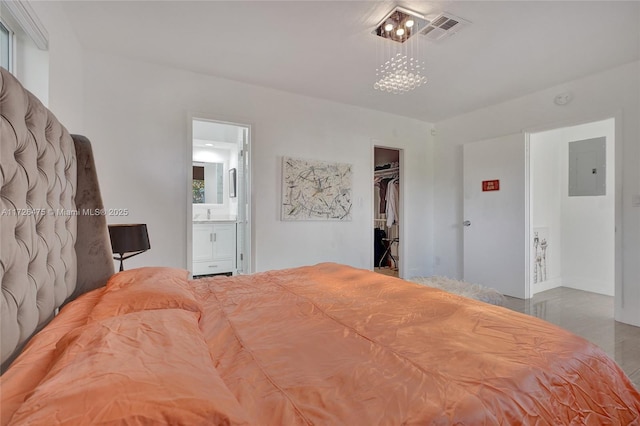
[[0, 19, 13, 72]]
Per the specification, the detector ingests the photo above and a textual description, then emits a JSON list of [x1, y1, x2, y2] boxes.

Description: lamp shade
[[108, 224, 150, 255]]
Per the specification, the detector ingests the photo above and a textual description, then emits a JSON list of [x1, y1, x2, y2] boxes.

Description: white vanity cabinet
[[192, 222, 235, 276]]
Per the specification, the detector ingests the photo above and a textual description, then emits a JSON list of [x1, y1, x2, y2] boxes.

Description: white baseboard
[[562, 277, 614, 297]]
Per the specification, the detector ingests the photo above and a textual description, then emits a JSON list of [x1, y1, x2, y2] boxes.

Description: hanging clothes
[[386, 179, 399, 227], [377, 178, 392, 214]]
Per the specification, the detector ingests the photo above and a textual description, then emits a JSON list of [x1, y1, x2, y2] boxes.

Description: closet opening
[[374, 147, 401, 277]]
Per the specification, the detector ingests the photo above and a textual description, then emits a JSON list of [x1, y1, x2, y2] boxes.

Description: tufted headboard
[[0, 68, 114, 372]]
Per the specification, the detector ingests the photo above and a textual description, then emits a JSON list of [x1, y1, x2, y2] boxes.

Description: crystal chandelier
[[374, 53, 426, 94], [373, 7, 428, 94]]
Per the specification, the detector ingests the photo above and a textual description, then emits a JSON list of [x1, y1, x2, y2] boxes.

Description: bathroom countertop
[[193, 218, 237, 223]]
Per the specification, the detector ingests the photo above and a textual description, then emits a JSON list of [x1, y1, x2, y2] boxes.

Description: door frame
[[523, 112, 621, 305], [371, 142, 405, 277], [187, 115, 253, 276]]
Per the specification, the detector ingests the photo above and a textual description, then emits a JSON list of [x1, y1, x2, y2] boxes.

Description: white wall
[[561, 120, 614, 296], [531, 119, 615, 296], [29, 1, 83, 132], [82, 51, 435, 278], [1, 1, 49, 104], [13, 29, 48, 105], [530, 133, 563, 292], [434, 61, 640, 326]]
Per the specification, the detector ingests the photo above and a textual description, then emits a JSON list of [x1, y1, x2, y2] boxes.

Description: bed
[[1, 67, 639, 425]]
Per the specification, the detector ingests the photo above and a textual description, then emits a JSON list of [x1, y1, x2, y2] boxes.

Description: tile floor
[[503, 287, 640, 390]]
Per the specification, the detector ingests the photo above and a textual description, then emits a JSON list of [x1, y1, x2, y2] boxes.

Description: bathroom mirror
[[192, 162, 224, 204]]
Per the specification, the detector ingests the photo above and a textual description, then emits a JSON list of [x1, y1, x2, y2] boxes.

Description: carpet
[[408, 276, 506, 306]]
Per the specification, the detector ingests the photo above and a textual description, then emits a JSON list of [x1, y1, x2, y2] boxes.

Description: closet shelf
[[374, 167, 399, 177]]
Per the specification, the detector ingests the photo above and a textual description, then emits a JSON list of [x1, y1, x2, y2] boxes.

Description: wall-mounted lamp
[[108, 224, 151, 271]]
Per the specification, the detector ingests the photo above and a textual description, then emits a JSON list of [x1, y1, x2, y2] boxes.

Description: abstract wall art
[[281, 157, 353, 221]]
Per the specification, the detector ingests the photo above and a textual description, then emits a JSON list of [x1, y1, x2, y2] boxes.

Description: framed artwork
[[229, 168, 237, 198], [281, 156, 352, 221], [532, 227, 549, 284]]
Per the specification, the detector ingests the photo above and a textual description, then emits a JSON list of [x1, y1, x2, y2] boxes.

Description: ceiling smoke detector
[[554, 92, 573, 106], [420, 12, 470, 41]]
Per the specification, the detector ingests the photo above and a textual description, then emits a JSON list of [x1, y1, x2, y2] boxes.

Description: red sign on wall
[[482, 180, 500, 191]]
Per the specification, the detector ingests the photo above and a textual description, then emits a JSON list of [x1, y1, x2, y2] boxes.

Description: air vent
[[420, 12, 470, 41]]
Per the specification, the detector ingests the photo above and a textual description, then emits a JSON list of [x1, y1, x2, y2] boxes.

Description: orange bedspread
[[2, 263, 639, 425]]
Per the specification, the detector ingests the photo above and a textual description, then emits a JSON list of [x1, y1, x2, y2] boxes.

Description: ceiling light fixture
[[373, 6, 426, 43], [372, 6, 428, 94]]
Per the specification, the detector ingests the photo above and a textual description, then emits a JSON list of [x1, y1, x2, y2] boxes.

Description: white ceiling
[[61, 1, 640, 123]]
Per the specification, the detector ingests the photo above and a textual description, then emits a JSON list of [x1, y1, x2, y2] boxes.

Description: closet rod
[[374, 167, 399, 177]]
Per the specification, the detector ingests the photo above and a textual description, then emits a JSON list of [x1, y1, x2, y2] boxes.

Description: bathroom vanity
[[192, 220, 236, 276]]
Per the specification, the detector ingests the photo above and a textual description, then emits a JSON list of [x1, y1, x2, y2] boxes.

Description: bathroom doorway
[[188, 118, 251, 277]]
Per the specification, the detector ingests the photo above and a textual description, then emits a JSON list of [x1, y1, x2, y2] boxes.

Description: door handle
[[463, 220, 471, 227]]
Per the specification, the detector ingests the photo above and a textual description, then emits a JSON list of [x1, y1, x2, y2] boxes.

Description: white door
[[463, 133, 528, 298], [236, 133, 249, 274]]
